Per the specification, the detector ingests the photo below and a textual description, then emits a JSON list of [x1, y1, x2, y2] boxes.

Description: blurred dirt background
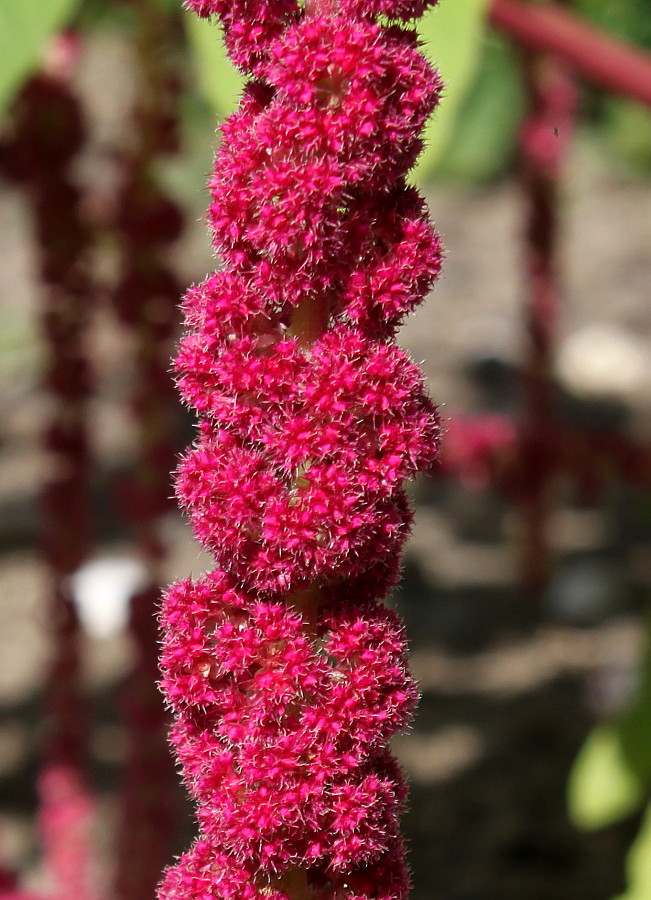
[[1, 29, 651, 900]]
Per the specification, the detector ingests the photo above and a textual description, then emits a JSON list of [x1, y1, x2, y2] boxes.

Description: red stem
[[516, 15, 578, 598], [490, 0, 651, 108]]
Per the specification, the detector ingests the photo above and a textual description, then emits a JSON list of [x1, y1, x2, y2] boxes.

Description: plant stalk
[[491, 0, 651, 108]]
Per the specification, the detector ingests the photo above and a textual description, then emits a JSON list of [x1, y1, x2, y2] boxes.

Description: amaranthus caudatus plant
[[158, 0, 444, 896]]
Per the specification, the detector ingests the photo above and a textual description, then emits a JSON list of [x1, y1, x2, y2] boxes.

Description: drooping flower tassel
[[2, 37, 97, 900], [108, 4, 184, 897], [159, 0, 443, 896], [111, 163, 183, 900]]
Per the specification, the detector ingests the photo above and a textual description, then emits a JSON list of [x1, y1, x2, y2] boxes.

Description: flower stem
[[490, 0, 651, 108], [517, 14, 577, 597], [288, 295, 331, 349], [274, 868, 311, 900]]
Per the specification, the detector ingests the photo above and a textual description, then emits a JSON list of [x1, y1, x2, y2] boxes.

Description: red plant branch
[[490, 0, 651, 108], [440, 413, 651, 502], [517, 37, 578, 596]]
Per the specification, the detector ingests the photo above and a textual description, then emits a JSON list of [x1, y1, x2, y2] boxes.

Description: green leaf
[[184, 11, 243, 119], [568, 724, 646, 830], [153, 0, 183, 11], [604, 97, 651, 172], [434, 32, 524, 182], [574, 0, 651, 51], [614, 802, 651, 900], [569, 615, 651, 830], [414, 0, 491, 182], [0, 0, 80, 116]]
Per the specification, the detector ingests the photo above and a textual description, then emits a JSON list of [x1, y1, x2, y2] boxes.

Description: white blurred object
[[71, 556, 148, 640], [544, 559, 622, 625], [557, 324, 651, 401]]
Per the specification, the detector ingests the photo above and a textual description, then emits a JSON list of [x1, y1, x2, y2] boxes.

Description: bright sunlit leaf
[[614, 802, 651, 900], [184, 11, 243, 120], [415, 0, 491, 182], [569, 615, 651, 831], [568, 724, 645, 830]]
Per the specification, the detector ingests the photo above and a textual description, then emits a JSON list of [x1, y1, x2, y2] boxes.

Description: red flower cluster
[[159, 0, 443, 896], [161, 573, 418, 894]]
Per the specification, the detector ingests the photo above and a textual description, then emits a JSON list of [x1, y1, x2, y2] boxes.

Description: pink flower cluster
[[161, 574, 418, 897], [159, 0, 443, 896]]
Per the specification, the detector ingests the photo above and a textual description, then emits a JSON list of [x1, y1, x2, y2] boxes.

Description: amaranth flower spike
[[158, 0, 444, 896]]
